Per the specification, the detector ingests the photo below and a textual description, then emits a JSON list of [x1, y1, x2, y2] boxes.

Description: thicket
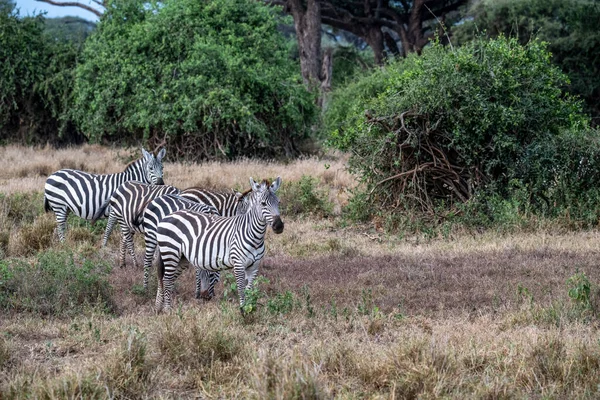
[[453, 0, 600, 127], [326, 36, 600, 228], [72, 0, 317, 160], [0, 3, 84, 145]]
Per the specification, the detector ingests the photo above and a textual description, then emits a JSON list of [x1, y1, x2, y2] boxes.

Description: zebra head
[[142, 147, 166, 185], [250, 177, 284, 234]]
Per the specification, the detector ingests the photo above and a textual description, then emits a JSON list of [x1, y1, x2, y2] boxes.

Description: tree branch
[[35, 0, 104, 17]]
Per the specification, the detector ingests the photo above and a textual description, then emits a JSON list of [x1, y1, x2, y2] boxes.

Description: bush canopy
[[72, 0, 317, 160], [326, 36, 600, 224]]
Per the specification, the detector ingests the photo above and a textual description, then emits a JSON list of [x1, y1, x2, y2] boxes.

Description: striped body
[[180, 187, 251, 217], [155, 178, 283, 312], [44, 148, 165, 242], [141, 194, 219, 291], [100, 181, 180, 269]]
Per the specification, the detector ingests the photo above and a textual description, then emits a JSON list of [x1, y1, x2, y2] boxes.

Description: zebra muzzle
[[272, 216, 284, 234]]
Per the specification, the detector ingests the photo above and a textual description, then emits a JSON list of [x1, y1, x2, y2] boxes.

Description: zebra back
[[179, 187, 252, 217], [109, 181, 181, 233]]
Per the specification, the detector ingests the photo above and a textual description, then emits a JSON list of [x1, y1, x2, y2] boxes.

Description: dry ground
[[1, 145, 600, 399]]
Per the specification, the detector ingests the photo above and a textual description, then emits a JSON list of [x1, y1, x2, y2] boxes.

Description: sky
[[14, 0, 101, 21]]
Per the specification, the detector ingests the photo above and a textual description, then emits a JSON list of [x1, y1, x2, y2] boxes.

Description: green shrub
[[72, 0, 317, 160], [279, 175, 333, 218], [0, 249, 114, 316], [326, 36, 596, 227], [0, 4, 83, 145], [453, 0, 600, 126]]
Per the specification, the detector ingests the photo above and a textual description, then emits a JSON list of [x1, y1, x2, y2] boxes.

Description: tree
[[71, 0, 317, 160], [454, 0, 600, 126]]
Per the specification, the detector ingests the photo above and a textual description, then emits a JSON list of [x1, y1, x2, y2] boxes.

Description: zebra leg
[[163, 263, 185, 312], [143, 238, 157, 290], [121, 228, 138, 269], [102, 211, 118, 247], [195, 269, 215, 300], [244, 261, 260, 291], [207, 271, 220, 299], [54, 208, 68, 242], [234, 266, 248, 311]]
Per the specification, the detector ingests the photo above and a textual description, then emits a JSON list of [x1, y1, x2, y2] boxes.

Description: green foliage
[[72, 0, 317, 160], [279, 175, 333, 217], [267, 290, 296, 315], [454, 0, 600, 125], [0, 249, 114, 316], [0, 6, 83, 145], [326, 36, 596, 227], [566, 271, 592, 309], [331, 45, 375, 89]]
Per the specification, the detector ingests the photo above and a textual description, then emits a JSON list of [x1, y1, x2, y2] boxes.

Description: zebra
[[141, 188, 258, 293], [92, 181, 182, 269], [155, 177, 283, 313], [44, 147, 166, 242]]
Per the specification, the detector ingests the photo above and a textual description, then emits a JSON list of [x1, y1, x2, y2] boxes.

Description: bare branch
[[35, 0, 104, 17]]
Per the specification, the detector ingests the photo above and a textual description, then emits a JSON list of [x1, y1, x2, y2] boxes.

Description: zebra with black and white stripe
[[44, 148, 166, 242], [92, 181, 183, 269], [141, 188, 257, 293], [155, 177, 283, 313]]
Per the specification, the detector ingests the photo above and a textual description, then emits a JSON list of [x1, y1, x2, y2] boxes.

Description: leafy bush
[[0, 4, 83, 145], [0, 249, 114, 316], [279, 175, 333, 217], [326, 36, 596, 225], [72, 0, 317, 160], [453, 0, 600, 126]]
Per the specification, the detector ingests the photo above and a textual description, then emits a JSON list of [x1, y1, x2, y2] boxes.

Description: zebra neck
[[119, 160, 148, 184], [243, 207, 268, 238]]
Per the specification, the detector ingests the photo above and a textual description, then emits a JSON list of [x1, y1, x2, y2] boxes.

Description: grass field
[[1, 145, 600, 399]]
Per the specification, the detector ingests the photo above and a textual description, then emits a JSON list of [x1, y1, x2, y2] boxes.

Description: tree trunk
[[364, 25, 385, 65], [287, 0, 322, 90]]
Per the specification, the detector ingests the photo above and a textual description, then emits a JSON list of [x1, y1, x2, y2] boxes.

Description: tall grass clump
[[0, 249, 114, 316], [326, 36, 600, 231]]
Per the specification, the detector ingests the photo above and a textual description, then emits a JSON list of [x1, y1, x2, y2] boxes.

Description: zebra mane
[[124, 157, 144, 171]]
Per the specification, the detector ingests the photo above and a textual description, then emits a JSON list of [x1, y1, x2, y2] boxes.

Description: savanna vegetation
[[2, 0, 600, 397]]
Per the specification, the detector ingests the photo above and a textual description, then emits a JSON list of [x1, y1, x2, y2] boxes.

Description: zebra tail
[[157, 254, 165, 282], [43, 195, 51, 213], [91, 199, 110, 225]]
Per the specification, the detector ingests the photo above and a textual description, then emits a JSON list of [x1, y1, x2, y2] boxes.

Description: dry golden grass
[[1, 145, 600, 398]]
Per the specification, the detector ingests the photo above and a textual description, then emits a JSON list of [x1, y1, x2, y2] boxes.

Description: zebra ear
[[156, 148, 166, 162], [142, 148, 152, 161], [250, 177, 260, 192], [270, 177, 282, 192]]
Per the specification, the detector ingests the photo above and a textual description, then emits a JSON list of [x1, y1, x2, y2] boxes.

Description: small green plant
[[567, 270, 592, 309], [357, 289, 380, 317], [242, 276, 269, 315], [267, 290, 295, 315], [221, 272, 238, 302], [517, 283, 534, 306]]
